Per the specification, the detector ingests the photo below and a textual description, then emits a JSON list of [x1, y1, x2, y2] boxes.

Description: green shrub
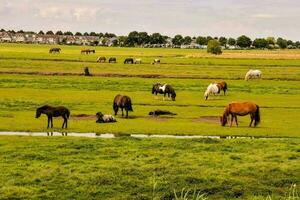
[[207, 40, 222, 55]]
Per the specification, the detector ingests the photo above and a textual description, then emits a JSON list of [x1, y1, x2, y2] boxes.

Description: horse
[[149, 110, 177, 116], [35, 105, 70, 128], [204, 83, 220, 100], [124, 58, 134, 64], [152, 59, 160, 64], [90, 49, 95, 54], [245, 69, 262, 81], [152, 83, 176, 101], [113, 95, 133, 118], [49, 48, 61, 53], [96, 112, 117, 123], [97, 57, 106, 63], [109, 57, 117, 63], [81, 49, 90, 54], [134, 58, 142, 64], [216, 81, 228, 95], [220, 102, 260, 127]]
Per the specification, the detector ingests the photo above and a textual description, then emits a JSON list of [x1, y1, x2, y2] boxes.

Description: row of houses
[[0, 31, 103, 46]]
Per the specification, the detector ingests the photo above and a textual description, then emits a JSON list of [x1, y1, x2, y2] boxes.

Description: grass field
[[0, 44, 299, 199], [0, 136, 299, 199]]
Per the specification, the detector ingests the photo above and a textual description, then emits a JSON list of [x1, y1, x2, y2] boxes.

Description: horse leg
[[125, 109, 128, 118], [230, 115, 234, 127], [249, 115, 254, 127], [163, 93, 166, 101], [121, 108, 124, 116], [50, 117, 53, 128], [235, 116, 238, 127], [114, 106, 119, 116], [47, 117, 50, 129]]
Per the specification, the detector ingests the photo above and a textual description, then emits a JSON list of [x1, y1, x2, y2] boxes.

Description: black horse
[[49, 48, 61, 53], [124, 58, 134, 64], [113, 95, 133, 118], [36, 105, 70, 128], [152, 83, 176, 101], [109, 57, 117, 63]]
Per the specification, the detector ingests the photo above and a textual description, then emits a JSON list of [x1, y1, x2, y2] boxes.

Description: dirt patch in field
[[193, 116, 220, 123], [71, 114, 96, 120], [0, 114, 14, 118], [146, 116, 172, 122]]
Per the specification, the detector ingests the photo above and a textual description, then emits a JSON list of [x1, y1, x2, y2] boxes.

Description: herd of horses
[[44, 47, 262, 129]]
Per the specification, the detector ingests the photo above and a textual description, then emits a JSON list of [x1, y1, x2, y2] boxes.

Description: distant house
[[15, 33, 26, 42], [0, 32, 12, 42]]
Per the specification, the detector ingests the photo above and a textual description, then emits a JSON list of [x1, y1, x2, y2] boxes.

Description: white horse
[[245, 69, 262, 81], [204, 83, 220, 100], [134, 58, 142, 64]]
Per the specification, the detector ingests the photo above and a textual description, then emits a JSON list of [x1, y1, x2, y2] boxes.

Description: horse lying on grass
[[96, 112, 116, 123]]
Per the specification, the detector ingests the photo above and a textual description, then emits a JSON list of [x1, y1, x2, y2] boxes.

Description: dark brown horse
[[109, 57, 117, 63], [49, 48, 61, 53], [81, 49, 95, 54], [216, 81, 228, 95], [124, 58, 134, 64], [97, 56, 106, 62], [152, 83, 176, 101], [113, 95, 133, 118], [220, 102, 260, 127], [36, 105, 70, 128]]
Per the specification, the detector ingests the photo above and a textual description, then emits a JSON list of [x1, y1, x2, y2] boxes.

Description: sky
[[0, 0, 299, 40]]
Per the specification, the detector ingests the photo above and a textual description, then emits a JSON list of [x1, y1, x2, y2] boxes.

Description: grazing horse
[[81, 49, 95, 54], [97, 56, 106, 63], [245, 69, 262, 81], [152, 59, 160, 64], [35, 105, 70, 128], [96, 112, 117, 123], [109, 57, 117, 63], [204, 83, 220, 100], [124, 58, 134, 64], [113, 95, 133, 118], [220, 102, 260, 127], [216, 81, 228, 95], [152, 83, 176, 101], [134, 58, 142, 64], [49, 48, 61, 53]]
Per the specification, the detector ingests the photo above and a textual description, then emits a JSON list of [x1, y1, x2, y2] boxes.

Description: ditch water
[[0, 131, 287, 140]]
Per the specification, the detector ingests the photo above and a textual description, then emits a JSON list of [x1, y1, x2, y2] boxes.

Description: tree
[[172, 34, 184, 46], [104, 32, 116, 38], [218, 37, 227, 47], [207, 39, 222, 55], [64, 31, 73, 36], [206, 36, 213, 42], [276, 37, 287, 49], [138, 32, 150, 45], [228, 38, 236, 46], [0, 28, 5, 32], [183, 36, 192, 45], [75, 32, 82, 36], [236, 35, 252, 48], [38, 30, 44, 35], [295, 41, 300, 48], [149, 33, 166, 44], [17, 30, 24, 33], [266, 37, 275, 45], [252, 38, 268, 49], [126, 31, 139, 46], [287, 40, 294, 46], [118, 36, 127, 47], [46, 31, 54, 35], [55, 31, 63, 35], [196, 36, 207, 45], [83, 32, 89, 36], [89, 32, 96, 36]]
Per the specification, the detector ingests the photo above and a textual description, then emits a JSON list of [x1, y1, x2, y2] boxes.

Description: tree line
[[1, 28, 299, 49]]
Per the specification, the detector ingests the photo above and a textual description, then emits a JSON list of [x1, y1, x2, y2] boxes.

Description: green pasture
[[0, 44, 300, 137], [0, 136, 299, 199], [0, 43, 299, 200]]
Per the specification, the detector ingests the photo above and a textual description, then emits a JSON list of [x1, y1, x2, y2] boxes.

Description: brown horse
[[113, 95, 133, 118], [216, 81, 228, 95], [36, 105, 70, 128], [220, 102, 260, 127], [81, 49, 95, 54]]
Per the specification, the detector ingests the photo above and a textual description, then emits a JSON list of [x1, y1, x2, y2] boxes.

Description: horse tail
[[127, 98, 133, 111], [254, 105, 260, 126]]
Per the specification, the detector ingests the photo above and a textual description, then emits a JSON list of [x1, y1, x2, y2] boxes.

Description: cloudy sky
[[0, 0, 299, 40]]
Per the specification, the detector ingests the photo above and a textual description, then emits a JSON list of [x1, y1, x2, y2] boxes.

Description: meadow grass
[[0, 136, 299, 199]]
